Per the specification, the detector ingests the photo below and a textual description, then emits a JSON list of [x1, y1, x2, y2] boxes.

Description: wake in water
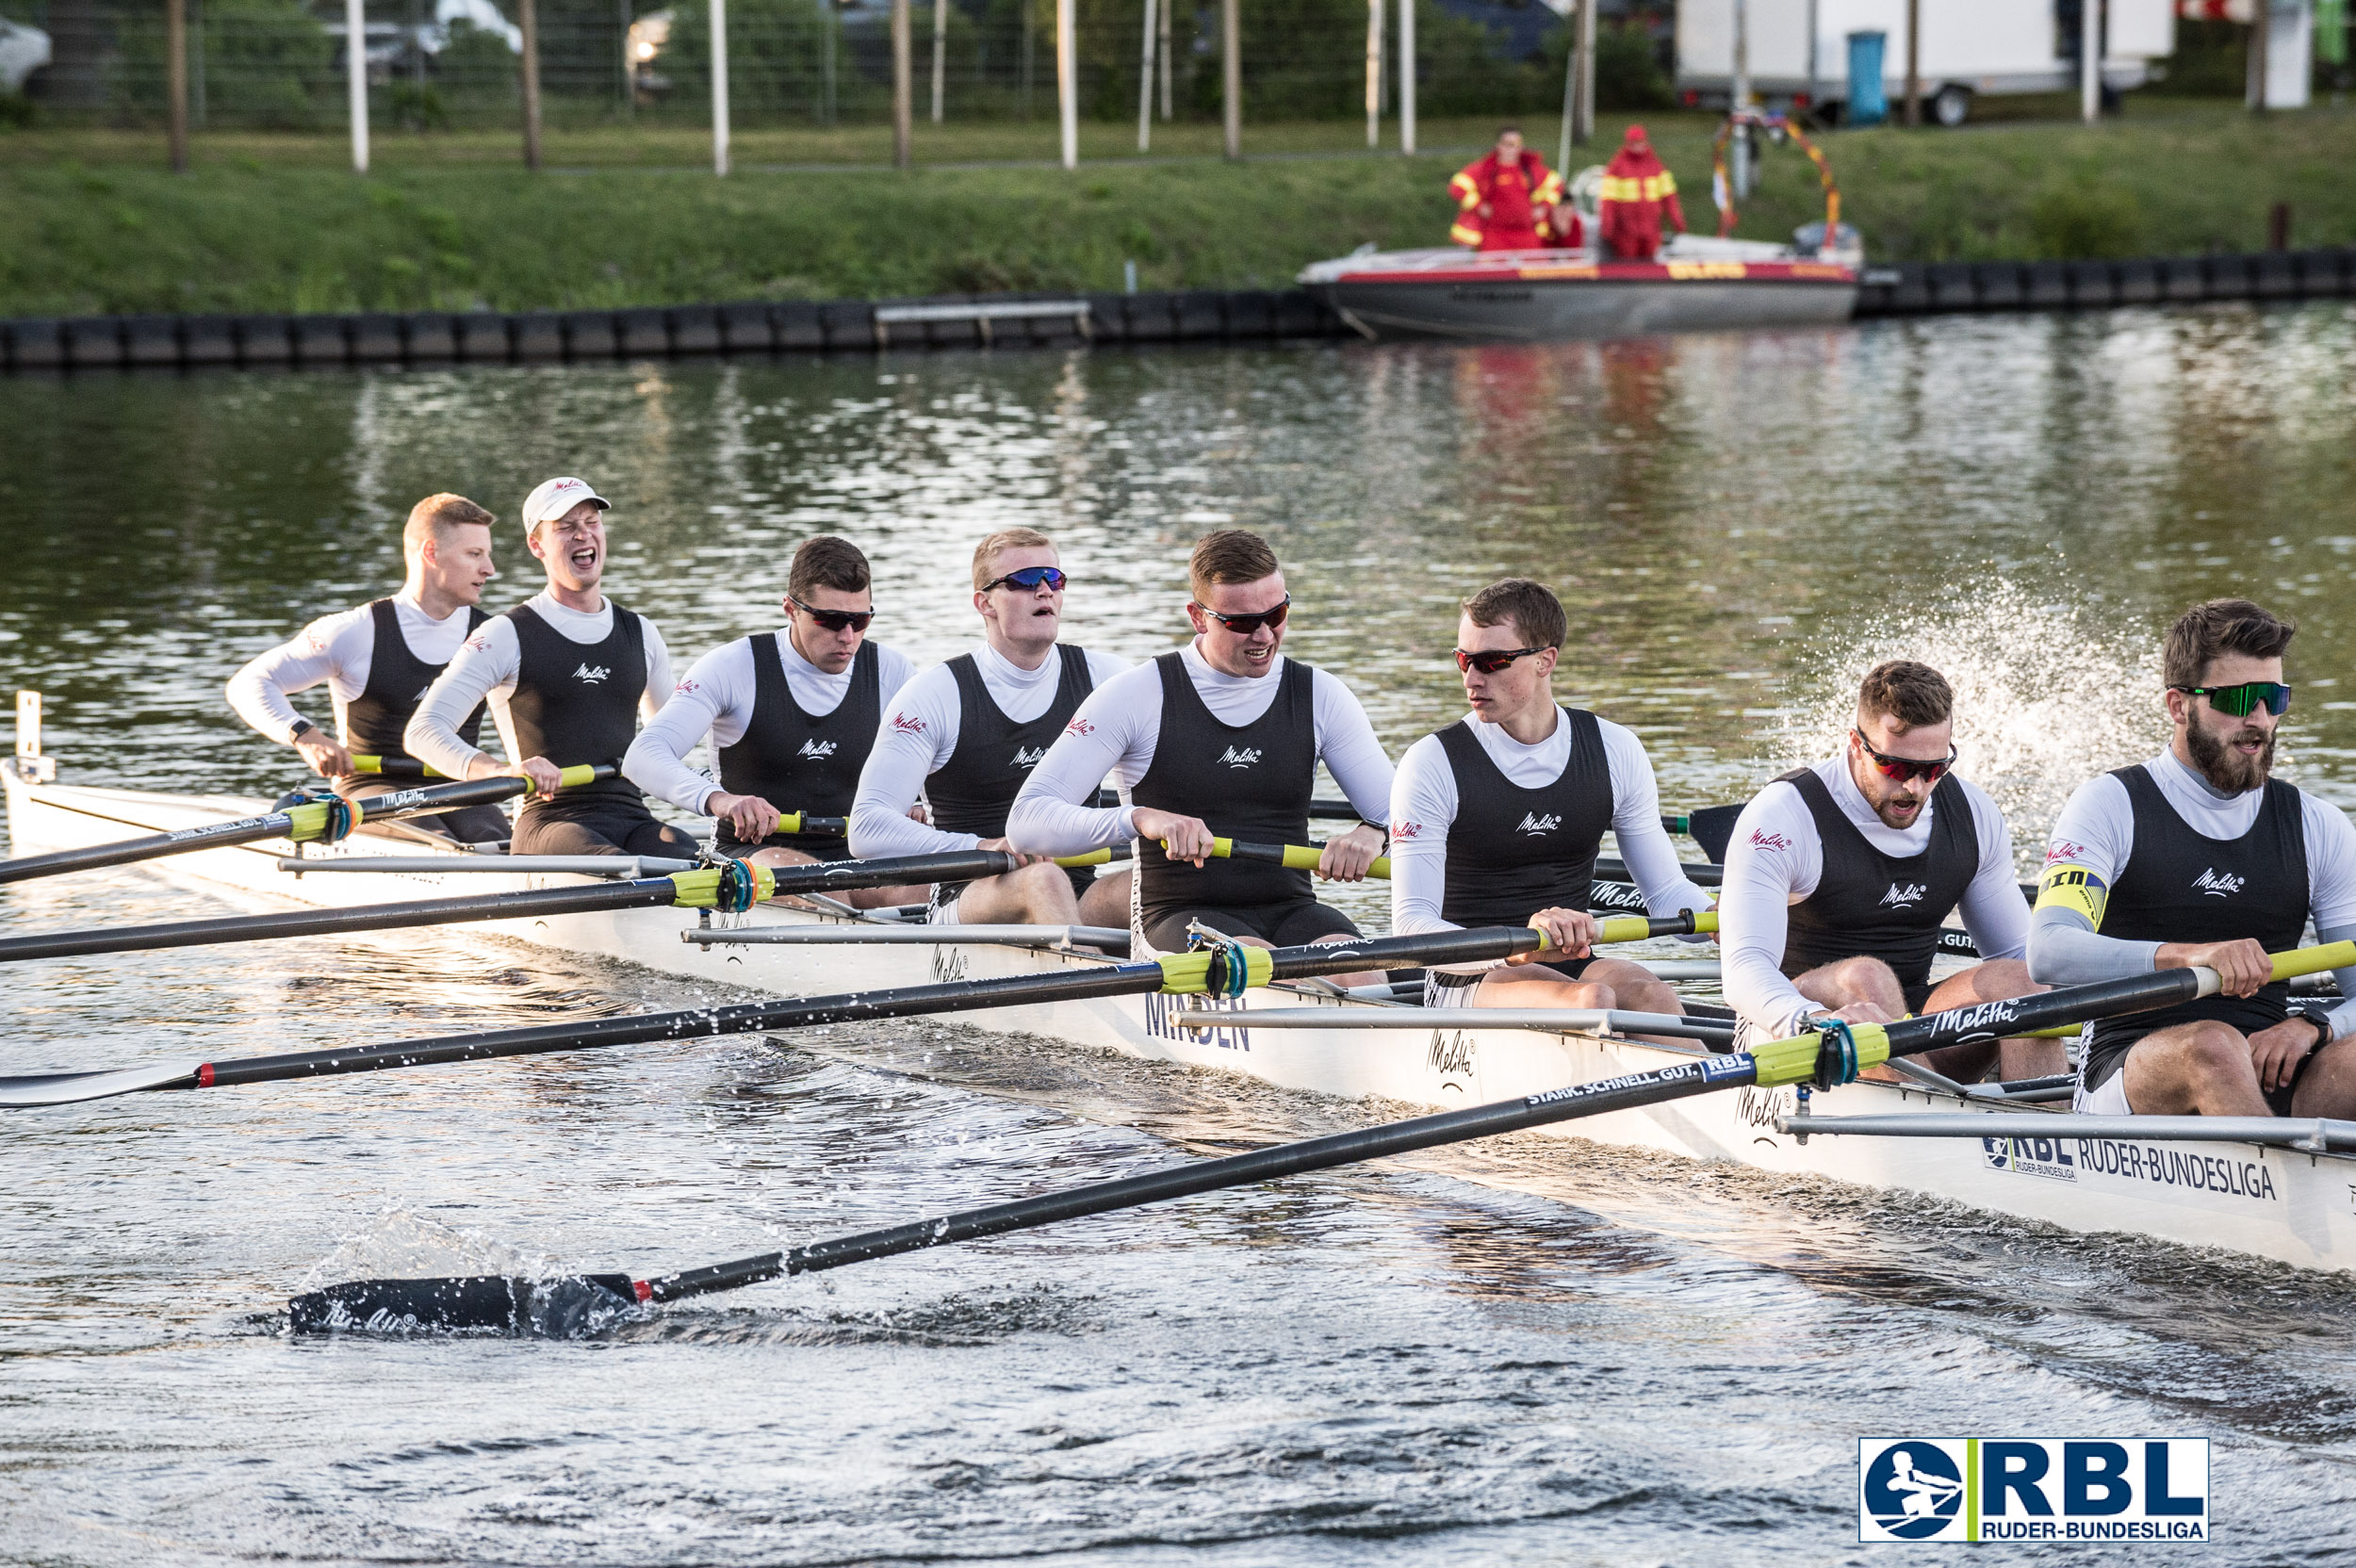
[[1762, 581, 2167, 868]]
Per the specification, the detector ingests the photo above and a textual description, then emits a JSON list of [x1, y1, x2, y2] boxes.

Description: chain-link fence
[[9, 0, 1677, 134]]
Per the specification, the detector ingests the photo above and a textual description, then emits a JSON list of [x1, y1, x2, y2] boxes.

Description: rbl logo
[[1858, 1438, 2208, 1543]]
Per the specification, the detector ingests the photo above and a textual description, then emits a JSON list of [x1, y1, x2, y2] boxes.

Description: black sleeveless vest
[[504, 600, 648, 820], [1435, 708, 1612, 928], [342, 597, 489, 765], [2081, 766, 2310, 1090], [715, 634, 880, 857], [927, 645, 1095, 840], [1133, 652, 1317, 911], [1779, 766, 1980, 991]]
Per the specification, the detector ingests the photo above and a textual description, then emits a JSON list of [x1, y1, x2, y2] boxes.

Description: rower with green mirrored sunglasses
[[2034, 596, 2356, 1125]]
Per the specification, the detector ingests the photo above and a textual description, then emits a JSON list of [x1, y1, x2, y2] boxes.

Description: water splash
[[1766, 581, 2166, 869]]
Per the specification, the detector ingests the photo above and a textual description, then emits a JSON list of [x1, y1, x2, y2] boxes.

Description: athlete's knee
[[1969, 957, 2043, 1001], [1824, 956, 1905, 1007], [2171, 1021, 2255, 1076]]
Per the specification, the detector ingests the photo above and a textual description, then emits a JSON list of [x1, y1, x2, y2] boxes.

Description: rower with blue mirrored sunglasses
[[2169, 680, 2293, 718], [979, 565, 1070, 593]]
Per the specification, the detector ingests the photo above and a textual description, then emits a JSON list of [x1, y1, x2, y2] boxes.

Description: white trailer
[[1676, 0, 2178, 125]]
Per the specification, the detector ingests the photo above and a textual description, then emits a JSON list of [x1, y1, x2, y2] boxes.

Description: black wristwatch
[[288, 718, 316, 741], [2305, 1012, 2335, 1054]]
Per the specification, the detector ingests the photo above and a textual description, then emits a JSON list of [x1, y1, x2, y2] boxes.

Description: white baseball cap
[[520, 476, 611, 531]]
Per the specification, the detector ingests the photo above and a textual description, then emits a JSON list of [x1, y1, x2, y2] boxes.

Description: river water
[[4, 303, 2356, 1564]]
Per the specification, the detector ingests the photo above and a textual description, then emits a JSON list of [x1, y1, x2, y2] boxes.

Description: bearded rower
[[225, 493, 507, 845], [624, 535, 922, 908], [405, 476, 694, 858], [1389, 580, 1708, 1033], [1006, 530, 1391, 980], [1720, 661, 2060, 1084], [845, 528, 1131, 928], [2033, 599, 2356, 1119]]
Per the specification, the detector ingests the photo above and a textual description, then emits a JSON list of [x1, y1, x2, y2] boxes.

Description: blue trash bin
[[1848, 31, 1888, 125]]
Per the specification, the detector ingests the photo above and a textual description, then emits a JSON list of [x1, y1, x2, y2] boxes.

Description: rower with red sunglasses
[[845, 527, 1133, 931], [1006, 530, 1393, 976], [624, 536, 924, 907], [1719, 660, 2062, 1085], [1388, 579, 1710, 1038], [2034, 598, 2356, 1121]]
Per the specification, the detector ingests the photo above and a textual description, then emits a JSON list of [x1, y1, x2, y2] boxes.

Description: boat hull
[[1310, 259, 1859, 343], [8, 761, 2351, 1276]]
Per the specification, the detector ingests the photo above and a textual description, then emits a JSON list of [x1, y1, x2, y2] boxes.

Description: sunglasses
[[1196, 596, 1290, 634], [789, 597, 874, 633], [1853, 727, 1956, 786], [1454, 645, 1549, 675], [980, 566, 1069, 593], [2172, 681, 2292, 718]]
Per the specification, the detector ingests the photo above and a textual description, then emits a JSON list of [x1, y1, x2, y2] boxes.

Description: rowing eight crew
[[225, 486, 2356, 1122]]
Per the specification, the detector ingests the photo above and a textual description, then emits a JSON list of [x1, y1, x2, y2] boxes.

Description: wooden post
[[519, 0, 543, 170], [1905, 0, 1921, 125], [1056, 0, 1075, 168], [931, 0, 946, 122], [167, 0, 188, 171], [1158, 0, 1170, 118], [892, 0, 912, 168], [1365, 0, 1380, 149], [344, 0, 368, 172], [1137, 0, 1155, 151], [710, 0, 729, 174], [1220, 0, 1239, 159], [2249, 0, 2271, 111], [1397, 0, 1414, 152], [1558, 2, 1576, 172]]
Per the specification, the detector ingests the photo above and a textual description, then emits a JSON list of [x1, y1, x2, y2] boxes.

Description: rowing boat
[[6, 741, 2352, 1277]]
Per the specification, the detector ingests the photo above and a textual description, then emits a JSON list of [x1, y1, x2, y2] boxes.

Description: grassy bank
[[3, 103, 2351, 318]]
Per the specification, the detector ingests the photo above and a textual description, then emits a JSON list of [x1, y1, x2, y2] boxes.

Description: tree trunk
[[520, 0, 544, 171]]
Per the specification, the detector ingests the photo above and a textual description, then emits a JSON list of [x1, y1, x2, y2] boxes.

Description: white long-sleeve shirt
[[1388, 711, 1715, 970], [1721, 756, 2027, 1041], [623, 629, 919, 816], [2029, 747, 2356, 1039], [848, 642, 1132, 857], [1004, 642, 1394, 855], [404, 590, 671, 777], [225, 592, 475, 745]]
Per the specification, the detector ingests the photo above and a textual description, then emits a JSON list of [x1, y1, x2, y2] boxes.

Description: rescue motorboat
[[1301, 110, 1866, 343]]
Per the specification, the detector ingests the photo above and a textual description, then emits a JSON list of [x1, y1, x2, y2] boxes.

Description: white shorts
[[2072, 1066, 2133, 1116]]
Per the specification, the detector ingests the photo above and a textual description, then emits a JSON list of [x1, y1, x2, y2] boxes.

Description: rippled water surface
[[6, 303, 2356, 1564]]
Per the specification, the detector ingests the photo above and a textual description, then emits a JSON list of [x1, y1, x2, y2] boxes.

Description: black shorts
[[2084, 1018, 2325, 1118], [338, 778, 511, 847], [1139, 899, 1361, 954], [1902, 981, 1936, 1016], [935, 864, 1097, 915], [514, 808, 698, 859]]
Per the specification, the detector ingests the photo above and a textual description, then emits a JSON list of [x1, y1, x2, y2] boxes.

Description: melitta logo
[[1515, 811, 1562, 836], [1011, 744, 1049, 769], [1218, 745, 1264, 769], [2046, 840, 2087, 865], [891, 713, 926, 736], [1748, 829, 1792, 852], [1392, 821, 1422, 840], [571, 662, 610, 684], [1065, 717, 1095, 737], [796, 739, 838, 760], [1880, 881, 1928, 908], [1933, 999, 2022, 1037], [1858, 1438, 2209, 1543], [2192, 868, 2245, 897]]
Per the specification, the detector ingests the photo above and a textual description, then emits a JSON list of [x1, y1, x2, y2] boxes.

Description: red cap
[[1624, 123, 1648, 144]]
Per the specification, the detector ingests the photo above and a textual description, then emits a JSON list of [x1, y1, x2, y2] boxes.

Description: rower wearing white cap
[[845, 527, 1132, 928], [625, 535, 924, 908], [225, 492, 508, 845], [405, 476, 695, 858]]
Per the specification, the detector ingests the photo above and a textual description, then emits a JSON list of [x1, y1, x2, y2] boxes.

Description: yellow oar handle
[[666, 862, 777, 909], [348, 755, 451, 779], [1055, 848, 1117, 868], [546, 763, 602, 793], [1172, 838, 1394, 879], [770, 812, 848, 837], [2273, 940, 2356, 983]]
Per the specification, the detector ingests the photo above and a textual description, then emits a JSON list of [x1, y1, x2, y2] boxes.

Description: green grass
[[2, 102, 2351, 318]]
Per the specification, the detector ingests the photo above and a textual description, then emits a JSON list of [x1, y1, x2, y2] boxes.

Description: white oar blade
[[0, 1060, 205, 1107]]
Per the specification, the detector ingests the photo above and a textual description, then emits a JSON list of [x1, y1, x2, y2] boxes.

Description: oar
[[1054, 838, 1399, 878], [348, 756, 450, 779], [0, 849, 1015, 967], [0, 920, 1704, 1110], [287, 939, 2356, 1334], [0, 765, 613, 888]]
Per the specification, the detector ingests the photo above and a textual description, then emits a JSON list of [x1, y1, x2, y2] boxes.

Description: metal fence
[[13, 0, 1677, 132]]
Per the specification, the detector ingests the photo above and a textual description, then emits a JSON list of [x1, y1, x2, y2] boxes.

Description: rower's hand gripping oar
[[0, 848, 1019, 968], [287, 939, 2356, 1336], [0, 764, 614, 888], [0, 918, 1705, 1108]]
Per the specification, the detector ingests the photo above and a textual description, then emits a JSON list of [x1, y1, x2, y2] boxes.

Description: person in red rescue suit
[[1598, 122, 1686, 261], [1448, 126, 1564, 253]]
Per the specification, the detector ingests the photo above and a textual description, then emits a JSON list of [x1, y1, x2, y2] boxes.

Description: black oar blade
[[289, 1271, 640, 1337]]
